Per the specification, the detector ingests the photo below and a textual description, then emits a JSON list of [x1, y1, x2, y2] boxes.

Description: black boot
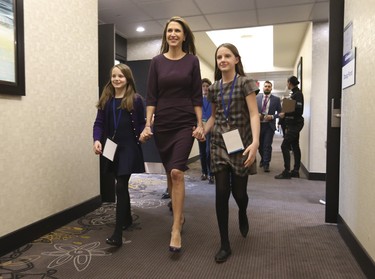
[[239, 210, 249, 237], [215, 247, 232, 263]]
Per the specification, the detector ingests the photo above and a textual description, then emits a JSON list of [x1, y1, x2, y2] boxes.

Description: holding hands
[[140, 126, 153, 143], [192, 125, 205, 141]]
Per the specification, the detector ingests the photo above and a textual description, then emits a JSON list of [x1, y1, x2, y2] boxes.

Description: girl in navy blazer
[[93, 64, 146, 247]]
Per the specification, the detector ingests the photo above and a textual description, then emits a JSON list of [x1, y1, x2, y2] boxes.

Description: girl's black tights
[[112, 174, 131, 240], [215, 167, 249, 249]]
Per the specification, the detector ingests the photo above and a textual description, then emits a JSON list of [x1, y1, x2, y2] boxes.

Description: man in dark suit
[[257, 81, 282, 172]]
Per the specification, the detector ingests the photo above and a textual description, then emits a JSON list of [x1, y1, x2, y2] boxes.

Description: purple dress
[[146, 54, 202, 172]]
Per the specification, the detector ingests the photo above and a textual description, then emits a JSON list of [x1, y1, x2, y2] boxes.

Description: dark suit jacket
[[257, 93, 282, 131]]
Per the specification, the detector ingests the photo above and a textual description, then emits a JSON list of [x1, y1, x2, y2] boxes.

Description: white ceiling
[[98, 0, 329, 76]]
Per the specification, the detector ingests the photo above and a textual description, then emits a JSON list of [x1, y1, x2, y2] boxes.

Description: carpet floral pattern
[[0, 173, 199, 278]]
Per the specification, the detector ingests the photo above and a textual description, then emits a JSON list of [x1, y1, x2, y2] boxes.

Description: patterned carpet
[[0, 173, 202, 278], [0, 136, 368, 278]]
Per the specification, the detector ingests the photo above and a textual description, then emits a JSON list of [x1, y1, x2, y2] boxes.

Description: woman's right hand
[[93, 140, 102, 155]]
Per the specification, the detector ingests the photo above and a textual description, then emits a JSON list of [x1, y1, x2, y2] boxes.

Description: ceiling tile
[[113, 20, 164, 38], [258, 4, 314, 26], [256, 0, 316, 9], [182, 16, 212, 32], [136, 0, 201, 19], [196, 0, 256, 14], [99, 1, 153, 23], [206, 10, 258, 30]]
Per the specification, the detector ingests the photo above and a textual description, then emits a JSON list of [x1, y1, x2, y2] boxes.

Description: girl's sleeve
[[93, 109, 105, 142], [135, 95, 146, 131], [243, 78, 260, 97]]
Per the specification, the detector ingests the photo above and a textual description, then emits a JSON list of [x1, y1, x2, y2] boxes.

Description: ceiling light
[[136, 26, 145, 32], [206, 26, 274, 73]]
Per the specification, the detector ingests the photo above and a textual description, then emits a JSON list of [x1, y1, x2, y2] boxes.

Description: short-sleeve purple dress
[[146, 54, 202, 172]]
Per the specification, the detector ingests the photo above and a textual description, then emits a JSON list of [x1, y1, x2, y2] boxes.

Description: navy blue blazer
[[256, 93, 282, 131]]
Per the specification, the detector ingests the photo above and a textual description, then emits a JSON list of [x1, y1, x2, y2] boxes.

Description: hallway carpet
[[0, 134, 367, 278]]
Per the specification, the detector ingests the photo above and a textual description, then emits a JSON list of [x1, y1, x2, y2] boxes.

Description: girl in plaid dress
[[205, 43, 260, 263]]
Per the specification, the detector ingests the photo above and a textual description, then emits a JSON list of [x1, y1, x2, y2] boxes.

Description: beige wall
[[341, 0, 375, 261], [294, 23, 312, 173], [310, 22, 329, 173], [293, 22, 328, 175], [0, 0, 100, 236]]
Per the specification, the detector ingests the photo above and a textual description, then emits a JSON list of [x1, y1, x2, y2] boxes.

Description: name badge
[[222, 129, 244, 154], [102, 138, 117, 161]]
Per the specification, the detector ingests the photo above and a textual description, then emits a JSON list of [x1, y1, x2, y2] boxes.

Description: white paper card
[[222, 129, 244, 154], [102, 138, 117, 161]]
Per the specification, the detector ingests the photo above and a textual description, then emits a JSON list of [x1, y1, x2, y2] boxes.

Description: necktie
[[262, 95, 268, 113]]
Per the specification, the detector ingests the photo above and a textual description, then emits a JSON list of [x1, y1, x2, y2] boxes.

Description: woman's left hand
[[242, 143, 258, 168]]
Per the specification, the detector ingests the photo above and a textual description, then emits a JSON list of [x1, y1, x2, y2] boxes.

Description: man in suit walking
[[257, 81, 282, 172]]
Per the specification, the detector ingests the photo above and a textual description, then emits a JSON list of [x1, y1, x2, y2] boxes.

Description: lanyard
[[112, 98, 122, 140], [220, 74, 237, 121], [203, 97, 209, 112]]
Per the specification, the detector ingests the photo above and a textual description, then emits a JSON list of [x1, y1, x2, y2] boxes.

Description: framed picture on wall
[[0, 0, 25, 96], [297, 56, 302, 90]]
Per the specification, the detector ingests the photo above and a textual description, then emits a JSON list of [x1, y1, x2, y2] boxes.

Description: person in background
[[93, 64, 146, 247], [140, 16, 204, 253], [205, 43, 260, 263], [275, 76, 304, 179], [199, 78, 214, 184], [256, 81, 281, 172]]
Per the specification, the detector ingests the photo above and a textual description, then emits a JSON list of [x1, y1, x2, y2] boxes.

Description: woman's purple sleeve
[[191, 57, 203, 106]]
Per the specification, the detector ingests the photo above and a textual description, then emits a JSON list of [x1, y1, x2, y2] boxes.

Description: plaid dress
[[207, 75, 259, 176]]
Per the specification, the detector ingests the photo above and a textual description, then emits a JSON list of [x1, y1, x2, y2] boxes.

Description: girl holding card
[[93, 63, 146, 247], [205, 43, 260, 263]]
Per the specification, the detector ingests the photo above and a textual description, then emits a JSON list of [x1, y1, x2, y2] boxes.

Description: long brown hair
[[96, 64, 137, 111], [160, 16, 196, 55], [214, 43, 246, 81]]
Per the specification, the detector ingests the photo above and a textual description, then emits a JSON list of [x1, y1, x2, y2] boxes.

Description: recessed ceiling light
[[136, 26, 145, 32]]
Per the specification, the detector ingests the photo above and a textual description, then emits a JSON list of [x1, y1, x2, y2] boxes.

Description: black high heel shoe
[[169, 231, 182, 253], [169, 245, 181, 253], [106, 236, 122, 247]]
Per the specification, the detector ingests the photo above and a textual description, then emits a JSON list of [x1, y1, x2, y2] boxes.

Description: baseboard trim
[[301, 164, 326, 181], [0, 195, 102, 257], [337, 214, 375, 278], [307, 172, 326, 181]]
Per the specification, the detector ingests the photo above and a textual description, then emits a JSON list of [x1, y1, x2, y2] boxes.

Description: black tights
[[215, 167, 248, 249], [112, 174, 131, 239]]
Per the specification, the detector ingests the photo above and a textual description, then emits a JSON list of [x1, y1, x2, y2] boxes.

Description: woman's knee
[[170, 169, 184, 182]]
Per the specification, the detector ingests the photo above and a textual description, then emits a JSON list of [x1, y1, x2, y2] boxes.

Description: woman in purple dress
[[141, 16, 204, 253]]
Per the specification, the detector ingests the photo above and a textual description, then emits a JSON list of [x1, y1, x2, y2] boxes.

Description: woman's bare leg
[[169, 169, 185, 250]]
